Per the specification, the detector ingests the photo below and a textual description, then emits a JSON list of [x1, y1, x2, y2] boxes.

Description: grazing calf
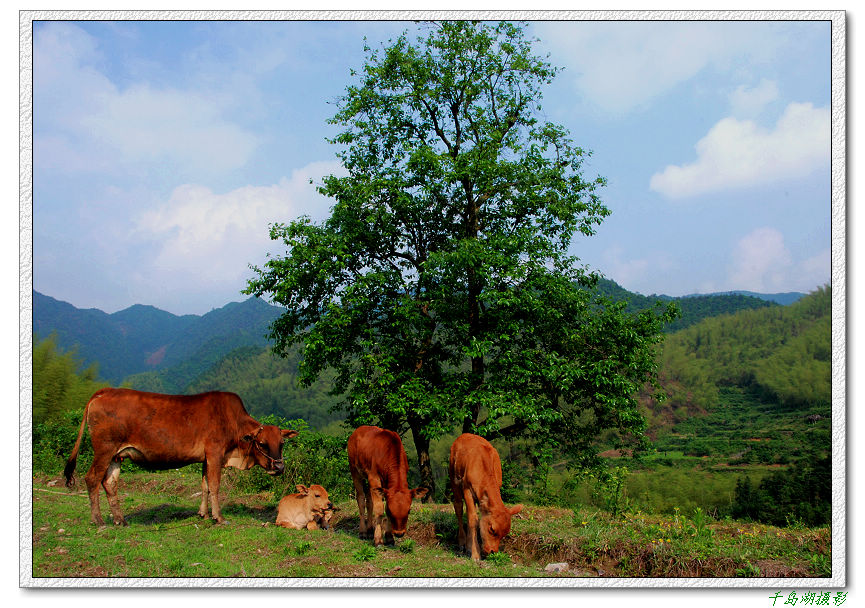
[[64, 388, 297, 526], [347, 425, 428, 545], [276, 484, 335, 530], [449, 433, 523, 561]]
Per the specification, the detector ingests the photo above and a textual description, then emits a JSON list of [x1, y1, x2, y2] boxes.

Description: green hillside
[[657, 285, 830, 412], [631, 287, 832, 508], [184, 345, 342, 429]]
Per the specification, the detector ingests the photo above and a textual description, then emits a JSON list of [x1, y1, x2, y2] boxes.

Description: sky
[[31, 17, 834, 316]]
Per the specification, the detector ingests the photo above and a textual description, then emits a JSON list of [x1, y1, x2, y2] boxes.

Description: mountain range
[[32, 282, 805, 389], [33, 290, 283, 386]]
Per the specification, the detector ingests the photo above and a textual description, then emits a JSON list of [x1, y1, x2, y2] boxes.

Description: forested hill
[[593, 278, 800, 332], [33, 291, 283, 386], [658, 285, 831, 412]]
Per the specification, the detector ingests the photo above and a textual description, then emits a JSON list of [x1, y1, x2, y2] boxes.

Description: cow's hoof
[[214, 518, 230, 525], [92, 518, 105, 527], [114, 518, 128, 526]]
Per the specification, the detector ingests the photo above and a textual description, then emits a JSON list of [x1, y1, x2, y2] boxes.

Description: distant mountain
[[33, 291, 283, 385], [680, 290, 805, 306], [593, 278, 783, 333]]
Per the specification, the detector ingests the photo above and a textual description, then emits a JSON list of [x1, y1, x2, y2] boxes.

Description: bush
[[731, 457, 831, 526], [33, 408, 92, 476], [224, 415, 352, 502]]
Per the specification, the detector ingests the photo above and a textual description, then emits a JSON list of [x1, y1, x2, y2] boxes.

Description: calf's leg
[[369, 483, 386, 546], [463, 488, 481, 561], [452, 481, 466, 551], [351, 468, 368, 538]]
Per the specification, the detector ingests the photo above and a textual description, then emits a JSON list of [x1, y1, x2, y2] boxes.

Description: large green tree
[[246, 21, 675, 497]]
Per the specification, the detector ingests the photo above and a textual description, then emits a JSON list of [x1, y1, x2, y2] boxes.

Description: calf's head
[[244, 425, 298, 475], [295, 484, 333, 513], [375, 486, 428, 537], [479, 499, 523, 556]]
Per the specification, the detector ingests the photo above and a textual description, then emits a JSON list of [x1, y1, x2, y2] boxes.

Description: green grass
[[31, 469, 830, 579]]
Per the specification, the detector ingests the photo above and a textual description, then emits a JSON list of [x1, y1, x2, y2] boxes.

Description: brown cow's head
[[374, 486, 428, 537], [479, 499, 523, 557], [244, 426, 298, 475]]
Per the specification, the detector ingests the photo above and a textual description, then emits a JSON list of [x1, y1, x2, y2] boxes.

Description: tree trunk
[[463, 183, 483, 434], [410, 424, 435, 503]]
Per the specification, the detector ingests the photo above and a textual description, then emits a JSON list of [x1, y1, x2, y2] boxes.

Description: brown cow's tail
[[64, 396, 94, 488]]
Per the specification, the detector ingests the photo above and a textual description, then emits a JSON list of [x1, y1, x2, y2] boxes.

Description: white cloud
[[649, 102, 829, 199], [728, 227, 793, 292], [132, 161, 343, 300], [600, 246, 674, 295], [729, 79, 779, 118], [34, 22, 260, 179], [725, 230, 829, 293], [82, 84, 259, 174], [800, 248, 832, 290], [534, 22, 780, 115]]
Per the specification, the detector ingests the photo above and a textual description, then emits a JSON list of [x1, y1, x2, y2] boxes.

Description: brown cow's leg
[[452, 482, 466, 552], [206, 460, 226, 524], [84, 453, 112, 526], [351, 468, 368, 538], [102, 460, 127, 526], [463, 488, 481, 561], [198, 462, 210, 519]]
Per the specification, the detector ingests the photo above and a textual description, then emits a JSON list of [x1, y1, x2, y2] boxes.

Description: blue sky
[[32, 18, 833, 315]]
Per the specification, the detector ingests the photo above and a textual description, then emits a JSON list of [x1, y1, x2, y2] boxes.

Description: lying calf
[[276, 484, 335, 530]]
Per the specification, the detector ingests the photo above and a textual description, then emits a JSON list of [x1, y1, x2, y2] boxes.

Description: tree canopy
[[246, 21, 676, 496]]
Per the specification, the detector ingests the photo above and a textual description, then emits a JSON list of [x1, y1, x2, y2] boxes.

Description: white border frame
[[19, 9, 846, 589]]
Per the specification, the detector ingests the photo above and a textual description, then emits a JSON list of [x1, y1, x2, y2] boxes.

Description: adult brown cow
[[347, 425, 427, 545], [64, 388, 298, 526], [449, 433, 523, 561]]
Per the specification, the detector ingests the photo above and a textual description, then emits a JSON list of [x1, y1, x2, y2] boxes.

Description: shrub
[[224, 415, 352, 501], [731, 457, 831, 527], [33, 408, 92, 476]]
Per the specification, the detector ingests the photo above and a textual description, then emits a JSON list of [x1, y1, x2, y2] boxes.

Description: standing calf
[[347, 425, 427, 545], [449, 433, 523, 561]]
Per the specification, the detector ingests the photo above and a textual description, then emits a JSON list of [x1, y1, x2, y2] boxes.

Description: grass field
[[30, 469, 831, 580]]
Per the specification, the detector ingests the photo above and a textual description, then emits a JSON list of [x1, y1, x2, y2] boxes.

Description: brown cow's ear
[[371, 487, 386, 500], [510, 504, 524, 516], [296, 484, 308, 495], [411, 487, 429, 501], [281, 429, 299, 438]]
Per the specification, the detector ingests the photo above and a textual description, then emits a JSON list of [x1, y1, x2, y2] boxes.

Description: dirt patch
[[406, 521, 440, 547], [755, 559, 811, 578], [145, 345, 168, 366]]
